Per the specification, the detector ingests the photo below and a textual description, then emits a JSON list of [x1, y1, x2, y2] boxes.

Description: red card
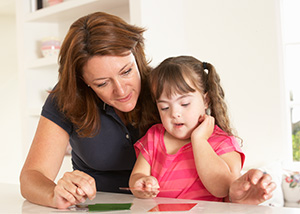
[[148, 203, 197, 212]]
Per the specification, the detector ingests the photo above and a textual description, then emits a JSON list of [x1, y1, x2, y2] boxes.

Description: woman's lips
[[117, 92, 132, 102]]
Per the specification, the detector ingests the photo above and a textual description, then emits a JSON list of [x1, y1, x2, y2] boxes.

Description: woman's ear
[[80, 75, 90, 88]]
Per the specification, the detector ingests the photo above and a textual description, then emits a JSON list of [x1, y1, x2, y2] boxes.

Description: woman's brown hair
[[52, 12, 158, 137], [149, 55, 235, 137]]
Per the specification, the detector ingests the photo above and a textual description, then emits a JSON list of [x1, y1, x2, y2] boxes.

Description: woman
[[20, 12, 275, 209]]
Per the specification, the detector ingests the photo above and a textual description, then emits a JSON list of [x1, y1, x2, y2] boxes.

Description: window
[[281, 0, 300, 161]]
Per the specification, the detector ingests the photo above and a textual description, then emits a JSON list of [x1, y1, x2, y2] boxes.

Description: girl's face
[[156, 83, 208, 140], [82, 52, 141, 113]]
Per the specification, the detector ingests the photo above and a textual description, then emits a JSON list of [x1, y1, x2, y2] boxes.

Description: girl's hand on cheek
[[192, 114, 215, 142]]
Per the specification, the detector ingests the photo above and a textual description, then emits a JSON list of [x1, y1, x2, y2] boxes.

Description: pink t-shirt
[[134, 124, 245, 202]]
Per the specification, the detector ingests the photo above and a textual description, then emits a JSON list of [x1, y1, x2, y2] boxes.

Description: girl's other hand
[[131, 176, 160, 199], [53, 170, 96, 209]]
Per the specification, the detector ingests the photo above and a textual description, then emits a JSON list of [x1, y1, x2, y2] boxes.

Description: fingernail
[[252, 178, 258, 184], [77, 188, 84, 195], [244, 181, 250, 188]]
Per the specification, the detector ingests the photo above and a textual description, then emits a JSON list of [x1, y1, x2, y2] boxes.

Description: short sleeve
[[41, 93, 73, 135], [134, 124, 162, 165], [209, 127, 245, 168], [134, 134, 153, 165]]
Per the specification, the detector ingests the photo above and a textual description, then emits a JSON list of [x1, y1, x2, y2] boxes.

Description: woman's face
[[82, 52, 141, 113]]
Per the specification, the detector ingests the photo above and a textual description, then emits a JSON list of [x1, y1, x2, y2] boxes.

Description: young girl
[[129, 56, 245, 202]]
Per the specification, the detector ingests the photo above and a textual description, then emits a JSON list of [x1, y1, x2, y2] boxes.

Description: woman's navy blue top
[[41, 94, 139, 193]]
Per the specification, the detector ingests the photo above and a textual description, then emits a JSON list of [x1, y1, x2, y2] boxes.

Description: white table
[[2, 183, 300, 213]]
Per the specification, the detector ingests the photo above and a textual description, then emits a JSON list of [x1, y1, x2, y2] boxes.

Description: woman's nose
[[114, 79, 125, 95]]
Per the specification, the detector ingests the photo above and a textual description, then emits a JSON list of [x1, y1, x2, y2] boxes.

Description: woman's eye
[[97, 82, 107, 87], [182, 103, 190, 107], [123, 68, 132, 75]]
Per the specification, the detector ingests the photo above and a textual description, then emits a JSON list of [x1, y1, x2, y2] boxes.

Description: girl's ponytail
[[204, 62, 233, 136]]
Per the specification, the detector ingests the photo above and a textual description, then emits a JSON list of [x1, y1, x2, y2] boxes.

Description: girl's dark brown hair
[[52, 12, 158, 137], [149, 55, 235, 136]]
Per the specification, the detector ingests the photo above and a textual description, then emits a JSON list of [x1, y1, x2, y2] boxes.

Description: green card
[[88, 203, 132, 212]]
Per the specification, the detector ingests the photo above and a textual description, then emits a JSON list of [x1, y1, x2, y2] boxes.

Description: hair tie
[[203, 62, 208, 70]]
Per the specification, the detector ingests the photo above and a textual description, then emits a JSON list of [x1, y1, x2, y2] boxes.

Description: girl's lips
[[117, 92, 132, 102], [174, 123, 184, 128]]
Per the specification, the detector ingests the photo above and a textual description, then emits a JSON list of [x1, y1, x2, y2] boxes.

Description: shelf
[[27, 56, 59, 69], [284, 42, 300, 46], [290, 102, 300, 108], [28, 107, 42, 117], [25, 0, 129, 22]]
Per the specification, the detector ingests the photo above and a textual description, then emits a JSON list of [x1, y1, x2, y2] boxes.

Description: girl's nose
[[171, 108, 181, 118]]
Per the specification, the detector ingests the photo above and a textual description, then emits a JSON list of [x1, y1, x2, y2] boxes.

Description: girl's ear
[[204, 93, 210, 109], [204, 93, 211, 116]]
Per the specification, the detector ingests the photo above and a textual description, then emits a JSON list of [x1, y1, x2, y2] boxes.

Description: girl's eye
[[181, 103, 190, 107], [161, 107, 169, 111]]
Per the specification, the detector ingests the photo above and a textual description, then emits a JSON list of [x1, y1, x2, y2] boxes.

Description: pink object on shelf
[[41, 37, 61, 58], [48, 0, 63, 6]]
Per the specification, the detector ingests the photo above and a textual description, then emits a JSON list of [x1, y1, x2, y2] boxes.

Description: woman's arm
[[129, 153, 159, 198], [20, 116, 96, 209], [191, 115, 241, 198]]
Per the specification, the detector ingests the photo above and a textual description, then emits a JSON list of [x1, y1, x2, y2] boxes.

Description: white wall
[[136, 0, 189, 66], [184, 0, 291, 168], [0, 15, 22, 184], [138, 0, 291, 168]]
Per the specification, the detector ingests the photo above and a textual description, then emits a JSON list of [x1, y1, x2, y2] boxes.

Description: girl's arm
[[191, 115, 241, 198], [129, 153, 159, 198], [20, 116, 96, 209]]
